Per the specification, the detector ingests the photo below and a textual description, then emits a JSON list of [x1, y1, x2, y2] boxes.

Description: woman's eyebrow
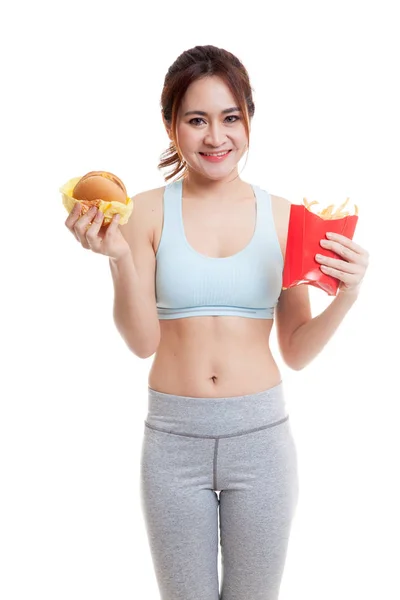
[[183, 107, 241, 116]]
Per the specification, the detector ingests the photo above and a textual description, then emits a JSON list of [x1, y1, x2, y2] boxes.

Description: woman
[[65, 45, 369, 600]]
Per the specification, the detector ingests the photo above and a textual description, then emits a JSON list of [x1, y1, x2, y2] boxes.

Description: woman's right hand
[[65, 202, 131, 261]]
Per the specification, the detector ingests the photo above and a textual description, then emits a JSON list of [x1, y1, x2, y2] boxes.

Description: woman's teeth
[[201, 151, 230, 156]]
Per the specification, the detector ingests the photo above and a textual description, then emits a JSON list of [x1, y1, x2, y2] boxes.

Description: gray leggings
[[140, 381, 299, 600]]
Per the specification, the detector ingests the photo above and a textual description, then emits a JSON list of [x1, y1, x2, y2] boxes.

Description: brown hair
[[158, 45, 255, 183]]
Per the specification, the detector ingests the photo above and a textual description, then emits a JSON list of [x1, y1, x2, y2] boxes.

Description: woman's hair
[[158, 45, 255, 182]]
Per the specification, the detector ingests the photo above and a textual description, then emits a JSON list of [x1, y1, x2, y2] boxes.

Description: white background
[[1, 0, 398, 598]]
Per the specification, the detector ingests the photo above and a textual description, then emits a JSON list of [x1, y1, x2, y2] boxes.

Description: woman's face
[[172, 76, 249, 180]]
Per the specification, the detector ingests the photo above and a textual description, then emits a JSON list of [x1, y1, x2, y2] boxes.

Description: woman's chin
[[187, 161, 239, 181]]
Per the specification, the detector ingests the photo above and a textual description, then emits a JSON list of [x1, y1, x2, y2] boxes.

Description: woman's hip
[[144, 380, 288, 437]]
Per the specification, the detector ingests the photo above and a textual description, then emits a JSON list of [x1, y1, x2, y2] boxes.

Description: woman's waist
[[148, 345, 281, 399], [145, 379, 288, 437]]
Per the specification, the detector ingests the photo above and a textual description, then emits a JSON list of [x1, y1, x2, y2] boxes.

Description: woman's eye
[[189, 116, 240, 126], [225, 115, 239, 123], [189, 118, 205, 126]]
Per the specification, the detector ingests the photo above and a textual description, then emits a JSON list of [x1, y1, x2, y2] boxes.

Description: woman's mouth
[[199, 150, 232, 163]]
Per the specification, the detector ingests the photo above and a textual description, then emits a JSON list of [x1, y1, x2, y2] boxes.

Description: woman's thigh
[[140, 425, 220, 600], [218, 418, 299, 600]]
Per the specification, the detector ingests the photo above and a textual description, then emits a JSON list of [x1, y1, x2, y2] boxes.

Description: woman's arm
[[286, 289, 359, 370], [275, 230, 369, 371], [109, 251, 160, 359], [110, 192, 161, 359]]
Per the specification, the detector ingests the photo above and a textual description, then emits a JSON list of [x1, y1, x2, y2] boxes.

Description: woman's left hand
[[315, 231, 370, 296]]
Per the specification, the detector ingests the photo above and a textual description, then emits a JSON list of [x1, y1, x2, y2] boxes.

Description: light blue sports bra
[[155, 179, 284, 320]]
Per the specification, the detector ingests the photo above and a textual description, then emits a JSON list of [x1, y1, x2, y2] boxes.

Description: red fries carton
[[282, 197, 359, 296]]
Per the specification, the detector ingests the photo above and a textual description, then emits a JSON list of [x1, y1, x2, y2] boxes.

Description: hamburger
[[60, 170, 134, 225]]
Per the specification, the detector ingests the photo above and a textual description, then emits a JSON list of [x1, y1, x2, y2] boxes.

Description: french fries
[[303, 196, 358, 219]]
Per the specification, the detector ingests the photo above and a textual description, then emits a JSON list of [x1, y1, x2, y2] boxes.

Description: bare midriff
[[148, 317, 282, 398]]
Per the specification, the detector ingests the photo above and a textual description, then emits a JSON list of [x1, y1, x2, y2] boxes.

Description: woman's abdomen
[[148, 316, 282, 398]]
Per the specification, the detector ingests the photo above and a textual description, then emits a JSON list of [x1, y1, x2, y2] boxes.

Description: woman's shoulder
[[130, 185, 166, 206], [269, 193, 292, 262], [255, 183, 291, 216], [129, 185, 166, 222], [270, 193, 292, 219], [127, 185, 166, 251]]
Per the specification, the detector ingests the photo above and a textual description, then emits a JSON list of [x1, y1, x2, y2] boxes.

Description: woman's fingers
[[85, 208, 105, 251], [65, 202, 126, 259], [104, 213, 121, 238], [325, 231, 368, 257], [315, 253, 359, 273], [72, 206, 97, 249], [64, 202, 82, 241], [316, 232, 370, 294], [64, 202, 83, 231], [65, 201, 80, 224]]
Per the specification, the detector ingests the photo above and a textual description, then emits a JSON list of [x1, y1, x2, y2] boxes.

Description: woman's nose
[[204, 123, 225, 146]]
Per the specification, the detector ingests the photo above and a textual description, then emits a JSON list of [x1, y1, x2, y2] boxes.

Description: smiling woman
[[158, 46, 254, 182], [162, 75, 250, 185], [101, 44, 370, 600]]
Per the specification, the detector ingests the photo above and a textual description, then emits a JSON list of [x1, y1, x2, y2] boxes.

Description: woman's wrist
[[109, 249, 133, 266]]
